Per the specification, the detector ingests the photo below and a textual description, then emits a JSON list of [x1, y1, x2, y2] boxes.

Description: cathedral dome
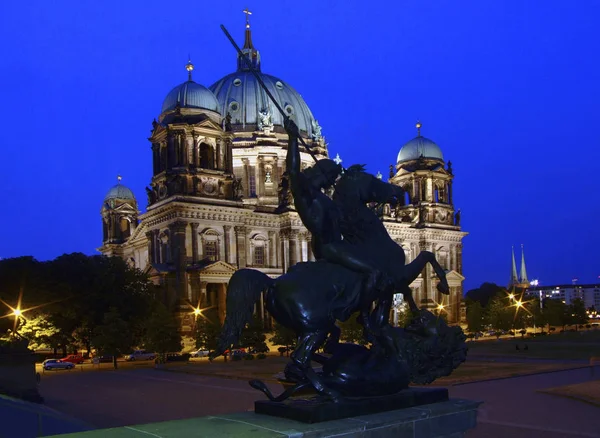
[[161, 80, 220, 114], [104, 178, 136, 203], [397, 122, 444, 163], [209, 21, 320, 139], [210, 71, 317, 137]]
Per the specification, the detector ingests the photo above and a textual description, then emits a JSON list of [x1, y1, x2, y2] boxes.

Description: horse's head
[[303, 159, 343, 191], [335, 164, 405, 206]]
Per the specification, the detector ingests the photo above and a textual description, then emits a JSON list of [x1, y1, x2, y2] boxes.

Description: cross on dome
[[243, 7, 252, 29], [333, 153, 342, 165]]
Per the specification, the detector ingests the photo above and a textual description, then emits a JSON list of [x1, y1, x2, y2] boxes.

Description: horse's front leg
[[291, 329, 343, 402], [403, 251, 450, 296]]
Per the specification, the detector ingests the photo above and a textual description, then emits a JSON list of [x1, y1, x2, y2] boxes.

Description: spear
[[220, 24, 324, 166]]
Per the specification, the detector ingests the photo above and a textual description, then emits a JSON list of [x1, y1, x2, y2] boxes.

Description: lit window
[[204, 241, 218, 261], [254, 246, 265, 267]]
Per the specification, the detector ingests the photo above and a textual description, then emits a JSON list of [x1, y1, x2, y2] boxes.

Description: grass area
[[163, 355, 587, 386], [428, 361, 584, 385], [466, 338, 600, 360], [537, 379, 600, 406]]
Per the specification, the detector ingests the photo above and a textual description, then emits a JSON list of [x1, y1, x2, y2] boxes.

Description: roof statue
[[210, 20, 467, 416]]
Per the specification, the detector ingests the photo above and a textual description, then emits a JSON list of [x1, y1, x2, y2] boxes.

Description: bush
[[231, 354, 242, 362], [166, 353, 190, 362], [244, 354, 255, 360], [257, 353, 267, 360]]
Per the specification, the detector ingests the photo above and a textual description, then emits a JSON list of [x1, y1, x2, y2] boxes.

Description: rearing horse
[[333, 165, 450, 333]]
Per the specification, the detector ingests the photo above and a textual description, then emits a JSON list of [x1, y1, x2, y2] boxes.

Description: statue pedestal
[[255, 387, 449, 423]]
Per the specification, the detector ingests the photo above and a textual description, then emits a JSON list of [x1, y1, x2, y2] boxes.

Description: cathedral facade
[[98, 19, 467, 331]]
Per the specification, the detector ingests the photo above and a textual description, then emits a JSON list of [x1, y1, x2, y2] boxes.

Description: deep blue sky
[[1, 1, 598, 291]]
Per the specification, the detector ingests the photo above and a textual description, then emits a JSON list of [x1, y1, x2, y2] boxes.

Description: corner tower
[[385, 121, 467, 324], [100, 176, 139, 256]]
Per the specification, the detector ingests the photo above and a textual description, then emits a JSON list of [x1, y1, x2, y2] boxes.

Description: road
[[38, 365, 600, 437], [39, 367, 282, 429], [451, 367, 600, 438]]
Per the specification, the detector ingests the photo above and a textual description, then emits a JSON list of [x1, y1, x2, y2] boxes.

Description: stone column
[[234, 226, 247, 268], [199, 281, 208, 307], [153, 230, 160, 263], [151, 144, 160, 175], [448, 181, 453, 205], [191, 223, 199, 263], [272, 157, 279, 189], [268, 231, 276, 267], [170, 221, 188, 299], [223, 225, 232, 263], [457, 244, 463, 274], [218, 283, 227, 324], [281, 230, 290, 272], [191, 133, 199, 167], [288, 230, 300, 266], [306, 233, 315, 261], [146, 231, 154, 264], [242, 159, 250, 198], [257, 156, 265, 198]]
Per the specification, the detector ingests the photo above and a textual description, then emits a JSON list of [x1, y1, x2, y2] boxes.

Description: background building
[[525, 284, 600, 309], [97, 18, 467, 330]]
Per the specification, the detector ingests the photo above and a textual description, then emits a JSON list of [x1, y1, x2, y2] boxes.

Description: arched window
[[200, 228, 221, 261], [120, 217, 131, 239], [250, 234, 268, 267], [159, 231, 171, 264], [199, 143, 214, 169]]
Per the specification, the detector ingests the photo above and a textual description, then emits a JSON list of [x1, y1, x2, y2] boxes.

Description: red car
[[60, 354, 84, 364]]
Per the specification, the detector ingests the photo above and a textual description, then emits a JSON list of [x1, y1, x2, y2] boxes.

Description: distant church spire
[[509, 246, 519, 289], [520, 244, 529, 285], [238, 8, 261, 71]]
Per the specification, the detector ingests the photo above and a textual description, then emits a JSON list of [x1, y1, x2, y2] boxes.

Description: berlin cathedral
[[98, 16, 467, 332]]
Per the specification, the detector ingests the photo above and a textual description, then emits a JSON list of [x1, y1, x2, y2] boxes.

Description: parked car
[[248, 346, 270, 354], [93, 355, 114, 363], [190, 349, 210, 358], [43, 359, 74, 371], [60, 354, 84, 364], [125, 350, 155, 361]]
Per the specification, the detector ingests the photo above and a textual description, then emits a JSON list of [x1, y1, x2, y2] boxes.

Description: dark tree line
[[0, 253, 181, 368]]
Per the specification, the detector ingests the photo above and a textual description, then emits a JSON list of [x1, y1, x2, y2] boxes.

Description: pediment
[[200, 260, 237, 275], [194, 118, 224, 131], [445, 270, 465, 281]]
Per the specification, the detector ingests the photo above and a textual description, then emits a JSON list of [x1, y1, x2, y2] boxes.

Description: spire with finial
[[509, 246, 519, 289], [186, 56, 194, 81], [238, 8, 261, 71], [117, 174, 122, 183], [520, 244, 529, 285], [416, 120, 422, 137]]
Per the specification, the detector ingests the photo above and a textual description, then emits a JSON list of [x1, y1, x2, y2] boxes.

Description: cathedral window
[[253, 246, 265, 267], [249, 170, 256, 197], [200, 143, 214, 169], [203, 241, 218, 261]]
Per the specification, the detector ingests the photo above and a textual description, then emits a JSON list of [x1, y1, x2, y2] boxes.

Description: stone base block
[[255, 387, 449, 423], [53, 398, 482, 437]]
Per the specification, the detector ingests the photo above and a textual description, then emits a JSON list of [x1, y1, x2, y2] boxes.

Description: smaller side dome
[[397, 121, 444, 163], [161, 80, 220, 114], [104, 177, 136, 203]]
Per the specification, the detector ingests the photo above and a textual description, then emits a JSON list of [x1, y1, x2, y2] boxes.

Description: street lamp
[[193, 308, 201, 317], [13, 309, 22, 317]]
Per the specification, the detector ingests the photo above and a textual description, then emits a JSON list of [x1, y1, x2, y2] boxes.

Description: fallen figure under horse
[[210, 260, 464, 401]]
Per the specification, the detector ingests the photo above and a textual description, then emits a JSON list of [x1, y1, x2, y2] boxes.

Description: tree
[[269, 322, 296, 356], [544, 299, 568, 330], [143, 302, 182, 363], [239, 314, 268, 353], [194, 308, 222, 352], [466, 299, 484, 332], [568, 298, 588, 330], [338, 313, 368, 345], [527, 298, 547, 332], [18, 314, 62, 352], [92, 308, 134, 369], [487, 295, 512, 332]]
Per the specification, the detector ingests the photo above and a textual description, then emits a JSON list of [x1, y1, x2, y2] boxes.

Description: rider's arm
[[285, 120, 312, 216]]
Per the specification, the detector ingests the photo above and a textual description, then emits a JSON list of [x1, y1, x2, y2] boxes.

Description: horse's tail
[[211, 269, 274, 359]]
